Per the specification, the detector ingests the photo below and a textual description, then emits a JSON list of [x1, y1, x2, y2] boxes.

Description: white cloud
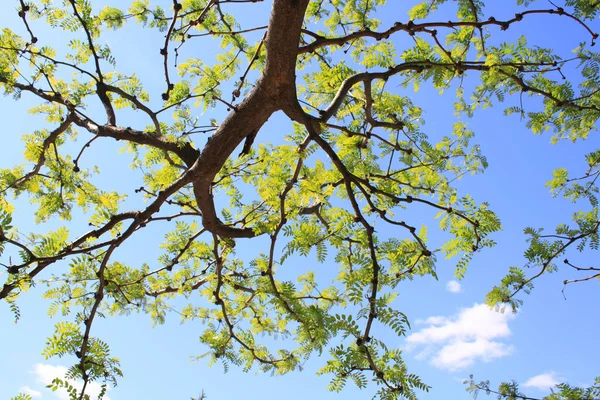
[[446, 280, 463, 293], [523, 372, 563, 391], [19, 386, 42, 398], [432, 338, 512, 369], [32, 364, 111, 400], [406, 303, 516, 371], [416, 315, 447, 326]]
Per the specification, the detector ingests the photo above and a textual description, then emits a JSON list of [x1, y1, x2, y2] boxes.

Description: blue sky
[[1, 1, 599, 399]]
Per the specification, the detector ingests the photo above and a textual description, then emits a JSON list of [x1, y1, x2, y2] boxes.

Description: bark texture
[[190, 0, 310, 238]]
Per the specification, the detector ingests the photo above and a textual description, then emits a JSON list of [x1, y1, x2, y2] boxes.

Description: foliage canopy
[[1, 0, 599, 399]]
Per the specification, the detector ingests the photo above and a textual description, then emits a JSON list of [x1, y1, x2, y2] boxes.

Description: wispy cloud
[[19, 386, 42, 398], [406, 303, 515, 370], [31, 364, 110, 400], [446, 280, 463, 294], [523, 372, 563, 391]]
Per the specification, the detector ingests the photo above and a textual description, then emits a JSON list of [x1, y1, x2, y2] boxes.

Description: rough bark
[[190, 0, 310, 238]]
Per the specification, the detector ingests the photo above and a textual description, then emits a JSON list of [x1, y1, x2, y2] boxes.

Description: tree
[[466, 375, 600, 400], [0, 0, 598, 399]]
